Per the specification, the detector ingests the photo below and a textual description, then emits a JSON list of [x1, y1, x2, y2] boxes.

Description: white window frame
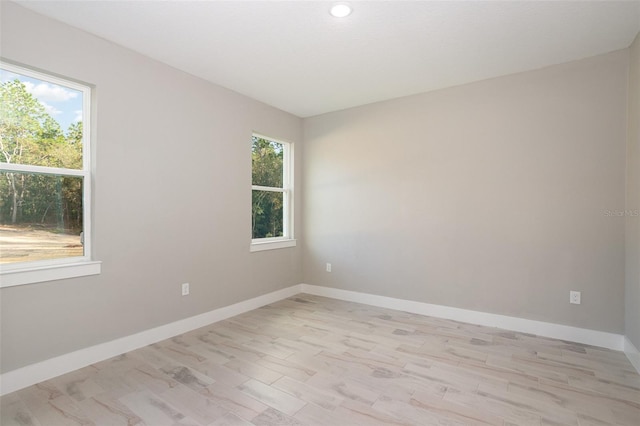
[[250, 133, 296, 252], [0, 61, 100, 287]]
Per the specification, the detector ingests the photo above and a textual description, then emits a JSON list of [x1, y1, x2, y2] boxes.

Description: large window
[[0, 62, 99, 286], [251, 133, 295, 251]]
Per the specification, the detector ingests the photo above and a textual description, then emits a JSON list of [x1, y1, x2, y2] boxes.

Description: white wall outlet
[[181, 283, 190, 296], [569, 290, 581, 304], [326, 263, 332, 272]]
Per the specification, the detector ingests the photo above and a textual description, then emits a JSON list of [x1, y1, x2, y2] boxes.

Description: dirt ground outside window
[[0, 225, 83, 264]]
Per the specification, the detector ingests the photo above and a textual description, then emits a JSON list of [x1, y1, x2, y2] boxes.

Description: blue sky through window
[[0, 68, 83, 133]]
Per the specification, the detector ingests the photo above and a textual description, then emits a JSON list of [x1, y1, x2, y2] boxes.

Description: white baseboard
[[300, 284, 625, 351], [1, 282, 633, 396], [624, 336, 640, 374], [0, 284, 303, 396]]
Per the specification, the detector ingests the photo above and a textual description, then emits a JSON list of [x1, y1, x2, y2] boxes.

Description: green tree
[[252, 136, 284, 238], [0, 79, 83, 229], [0, 79, 47, 223]]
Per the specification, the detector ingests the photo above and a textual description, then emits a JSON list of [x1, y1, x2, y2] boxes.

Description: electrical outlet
[[181, 283, 190, 296], [326, 263, 332, 272], [569, 290, 580, 305]]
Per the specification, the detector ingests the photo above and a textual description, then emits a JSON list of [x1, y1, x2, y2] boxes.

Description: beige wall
[[626, 32, 640, 349], [0, 3, 303, 373], [303, 50, 629, 333]]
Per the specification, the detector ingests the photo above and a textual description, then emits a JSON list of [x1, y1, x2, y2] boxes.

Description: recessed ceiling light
[[330, 4, 352, 18]]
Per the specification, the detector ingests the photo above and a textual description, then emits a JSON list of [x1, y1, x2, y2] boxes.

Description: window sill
[[250, 239, 297, 252], [0, 261, 102, 288]]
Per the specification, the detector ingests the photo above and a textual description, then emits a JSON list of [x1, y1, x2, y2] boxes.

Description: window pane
[[252, 136, 283, 187], [0, 68, 84, 169], [0, 172, 84, 264], [252, 190, 283, 239]]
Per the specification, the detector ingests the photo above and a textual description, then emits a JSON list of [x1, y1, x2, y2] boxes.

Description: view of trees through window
[[0, 67, 86, 265], [252, 136, 286, 239]]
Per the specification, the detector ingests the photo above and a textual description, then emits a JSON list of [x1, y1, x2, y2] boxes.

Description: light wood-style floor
[[2, 294, 640, 426]]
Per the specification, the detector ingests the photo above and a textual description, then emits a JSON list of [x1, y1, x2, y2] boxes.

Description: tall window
[[251, 134, 295, 251], [0, 62, 97, 285]]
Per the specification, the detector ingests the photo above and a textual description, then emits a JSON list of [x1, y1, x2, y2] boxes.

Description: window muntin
[[0, 62, 93, 273], [251, 134, 293, 244]]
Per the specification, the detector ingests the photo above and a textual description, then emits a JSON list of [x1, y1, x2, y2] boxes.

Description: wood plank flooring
[[2, 294, 639, 425]]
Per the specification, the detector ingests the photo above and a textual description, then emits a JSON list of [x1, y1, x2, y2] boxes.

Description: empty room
[[1, 1, 639, 425]]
